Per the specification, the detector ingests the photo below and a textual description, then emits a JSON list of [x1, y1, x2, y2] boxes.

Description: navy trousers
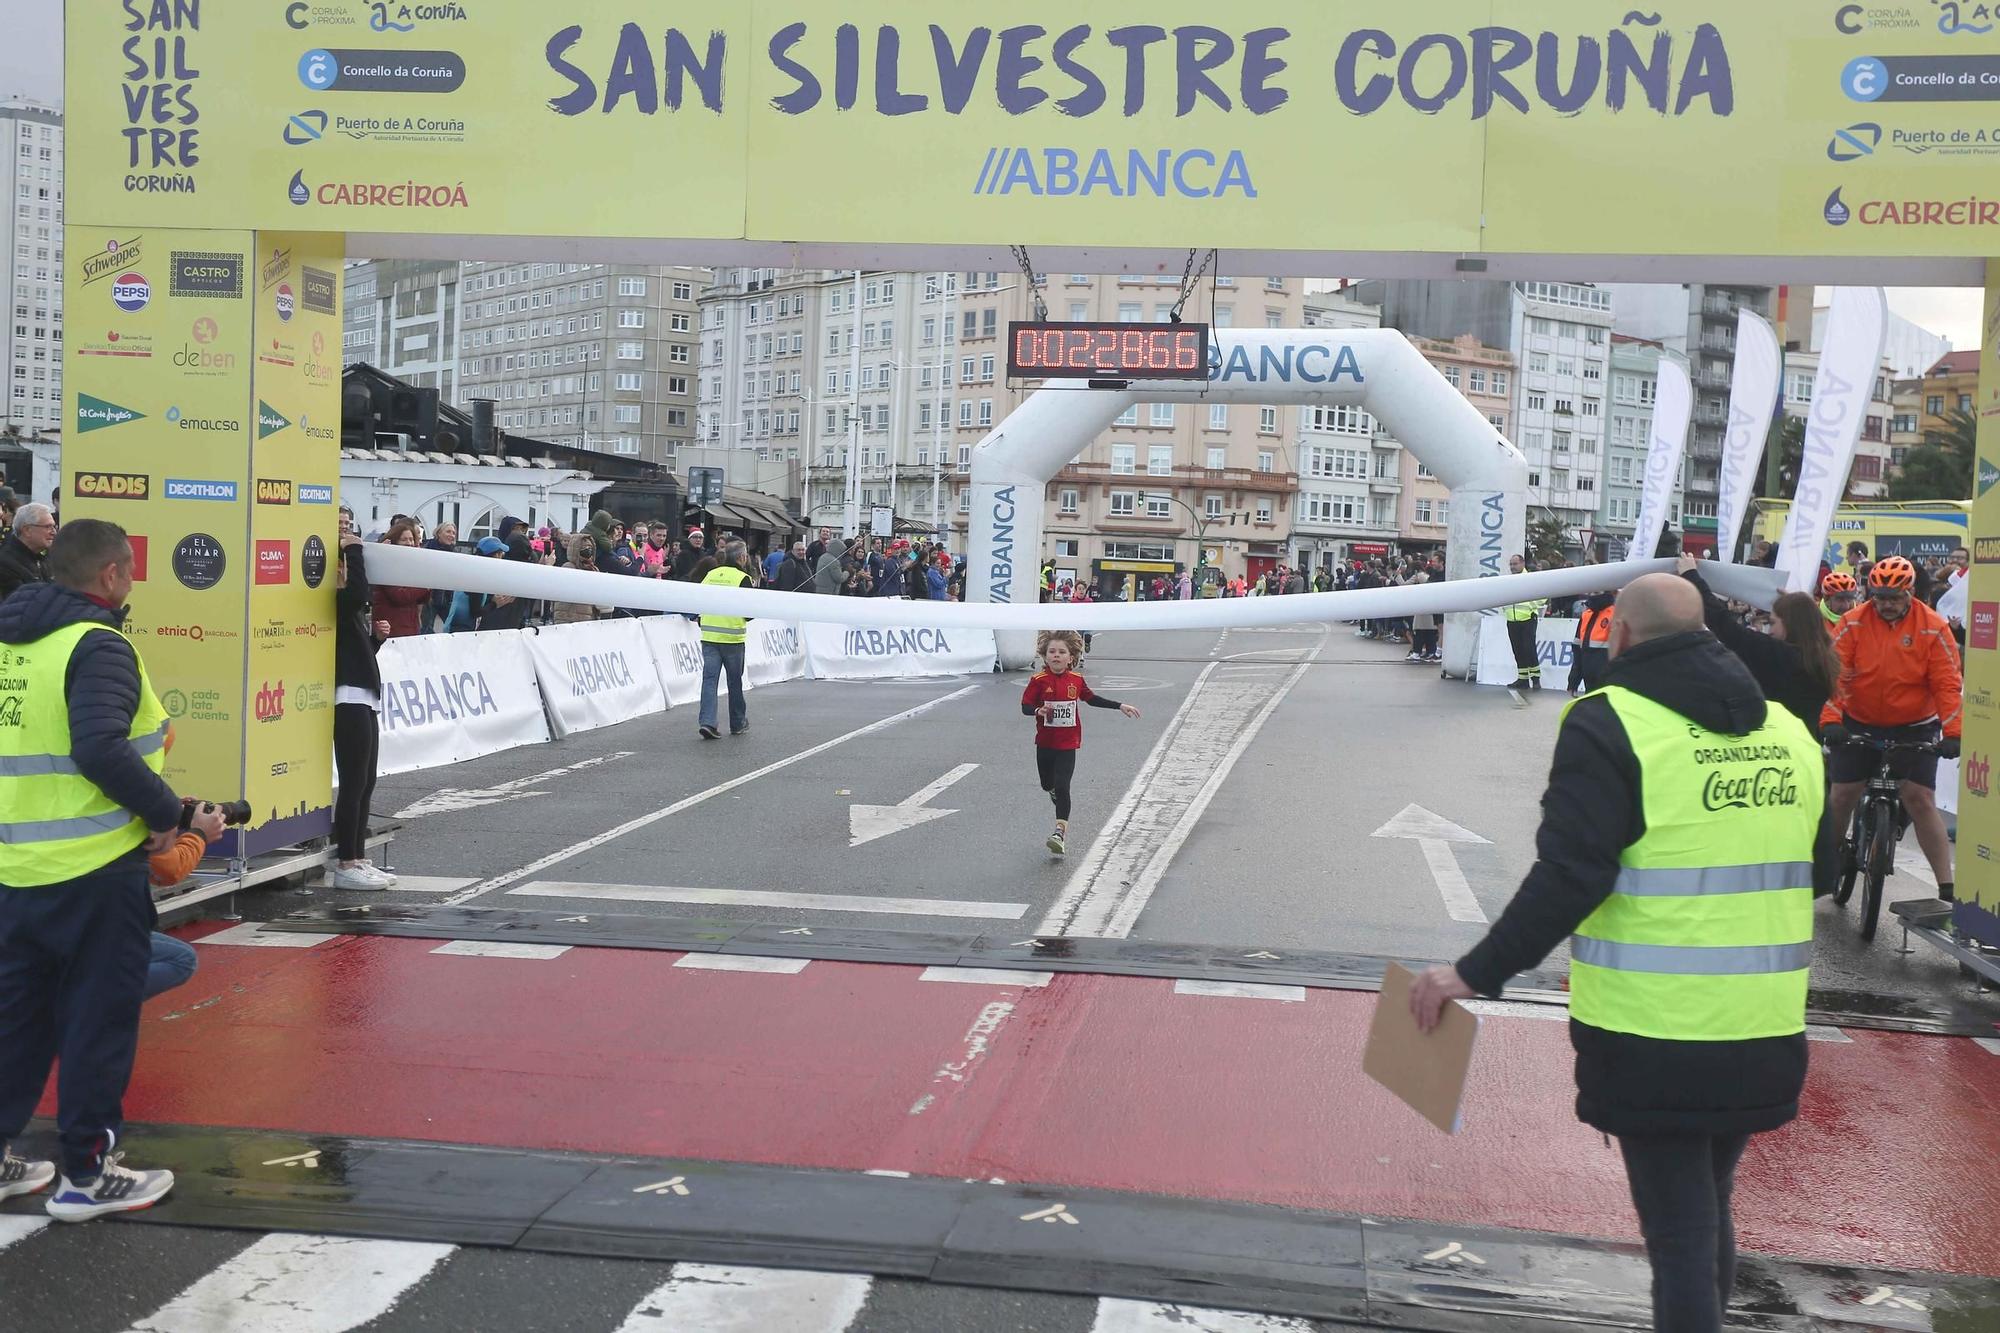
[[0, 854, 154, 1179]]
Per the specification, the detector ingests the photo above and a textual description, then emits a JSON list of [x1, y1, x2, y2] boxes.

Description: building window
[[668, 344, 689, 363], [1491, 371, 1509, 395], [1118, 303, 1141, 322], [1148, 445, 1173, 475], [1206, 446, 1226, 470], [1415, 499, 1432, 523], [978, 398, 993, 426], [618, 276, 646, 296], [1256, 499, 1273, 522], [1258, 407, 1277, 434], [1204, 494, 1223, 519], [959, 445, 972, 471], [672, 281, 693, 301], [1443, 365, 1462, 388], [616, 342, 643, 360], [1112, 444, 1136, 474], [1145, 493, 1171, 519], [1109, 491, 1136, 517], [1257, 450, 1275, 473], [615, 372, 642, 391], [1927, 394, 1944, 416], [1469, 370, 1487, 393], [1526, 392, 1546, 412], [1150, 402, 1174, 427], [1207, 403, 1228, 430], [959, 400, 973, 426], [614, 405, 642, 424], [1059, 488, 1079, 514], [1116, 404, 1139, 426], [618, 310, 645, 328]]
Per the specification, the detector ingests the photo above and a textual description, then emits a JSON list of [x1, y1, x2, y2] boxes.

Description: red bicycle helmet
[[1820, 571, 1858, 595], [1867, 556, 1916, 590]]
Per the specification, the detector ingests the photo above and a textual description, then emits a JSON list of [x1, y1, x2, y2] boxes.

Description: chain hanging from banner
[[1170, 248, 1219, 323], [1009, 245, 1049, 321]]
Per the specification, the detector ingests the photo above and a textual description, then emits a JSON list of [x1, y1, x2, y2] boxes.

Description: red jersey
[[1022, 669, 1097, 750]]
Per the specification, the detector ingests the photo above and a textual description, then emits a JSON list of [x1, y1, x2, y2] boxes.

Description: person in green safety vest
[[695, 539, 755, 740], [0, 520, 185, 1222], [1501, 553, 1546, 689], [1411, 573, 1824, 1333]]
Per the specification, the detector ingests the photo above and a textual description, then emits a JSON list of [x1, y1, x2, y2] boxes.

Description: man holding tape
[[696, 540, 755, 741], [1411, 573, 1822, 1333]]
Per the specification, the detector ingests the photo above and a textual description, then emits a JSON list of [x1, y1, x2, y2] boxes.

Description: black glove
[[1938, 736, 1961, 760], [1821, 724, 1850, 749]]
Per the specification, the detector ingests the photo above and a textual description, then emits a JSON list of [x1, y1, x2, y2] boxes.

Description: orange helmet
[[1867, 556, 1916, 590], [1820, 571, 1858, 595]]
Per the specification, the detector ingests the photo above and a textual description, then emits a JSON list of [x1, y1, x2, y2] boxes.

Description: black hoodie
[[1456, 630, 1814, 1138], [0, 582, 181, 839]]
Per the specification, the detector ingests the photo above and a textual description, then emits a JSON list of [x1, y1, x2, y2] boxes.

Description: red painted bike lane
[[87, 929, 2000, 1278]]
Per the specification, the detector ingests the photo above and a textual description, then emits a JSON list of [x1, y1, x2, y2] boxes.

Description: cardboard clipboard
[[1363, 962, 1481, 1134]]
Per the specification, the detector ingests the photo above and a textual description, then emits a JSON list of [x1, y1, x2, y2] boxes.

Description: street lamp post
[[1139, 489, 1214, 587]]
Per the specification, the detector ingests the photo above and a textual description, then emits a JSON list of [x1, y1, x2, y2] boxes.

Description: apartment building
[[1914, 350, 1980, 439], [1597, 337, 1694, 555], [1403, 335, 1516, 555], [1782, 349, 1896, 500], [455, 262, 704, 466], [340, 259, 462, 402], [2, 99, 61, 437]]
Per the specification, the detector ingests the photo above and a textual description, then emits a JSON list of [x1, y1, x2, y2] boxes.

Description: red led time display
[[1007, 321, 1210, 381]]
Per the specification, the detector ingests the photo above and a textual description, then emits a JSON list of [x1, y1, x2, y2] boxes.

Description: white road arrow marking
[[848, 763, 978, 847], [394, 752, 637, 820], [1421, 1241, 1487, 1266], [261, 1151, 321, 1168], [633, 1176, 691, 1196], [1371, 804, 1491, 925], [780, 927, 814, 936], [1859, 1285, 1927, 1311], [1020, 1203, 1079, 1225], [1244, 951, 1281, 961]]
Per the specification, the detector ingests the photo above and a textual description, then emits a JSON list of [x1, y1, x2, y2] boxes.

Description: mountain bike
[[1831, 735, 1937, 944]]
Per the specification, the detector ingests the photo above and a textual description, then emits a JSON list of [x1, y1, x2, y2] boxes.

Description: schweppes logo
[[76, 393, 144, 433], [257, 400, 292, 439], [256, 478, 294, 505], [1975, 537, 2000, 565], [74, 471, 149, 500]]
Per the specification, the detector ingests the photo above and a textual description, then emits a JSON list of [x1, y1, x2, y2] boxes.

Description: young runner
[[1021, 630, 1140, 855]]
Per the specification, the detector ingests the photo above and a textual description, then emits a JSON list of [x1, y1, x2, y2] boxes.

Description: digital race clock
[[1006, 320, 1210, 381]]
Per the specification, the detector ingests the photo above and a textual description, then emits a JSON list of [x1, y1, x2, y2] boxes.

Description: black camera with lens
[[178, 799, 253, 833]]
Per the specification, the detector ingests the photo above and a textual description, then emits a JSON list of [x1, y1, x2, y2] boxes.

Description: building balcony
[[1700, 297, 1735, 320]]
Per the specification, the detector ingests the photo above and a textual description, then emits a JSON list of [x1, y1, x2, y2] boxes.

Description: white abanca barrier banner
[[1474, 616, 1580, 688], [374, 628, 551, 776], [524, 617, 667, 739], [962, 329, 1529, 676], [639, 615, 707, 708], [747, 619, 808, 686], [803, 623, 999, 680]]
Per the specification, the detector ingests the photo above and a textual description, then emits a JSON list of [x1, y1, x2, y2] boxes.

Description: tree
[[1756, 415, 1805, 499], [1888, 408, 1976, 502], [1526, 513, 1571, 566]]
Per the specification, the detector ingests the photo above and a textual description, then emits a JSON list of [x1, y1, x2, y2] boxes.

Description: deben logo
[[1828, 122, 1882, 161]]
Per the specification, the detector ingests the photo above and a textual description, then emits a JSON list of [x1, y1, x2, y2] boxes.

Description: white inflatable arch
[[967, 329, 1529, 675]]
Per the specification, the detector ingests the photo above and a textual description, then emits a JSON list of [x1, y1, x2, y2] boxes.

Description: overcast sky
[[4, 1, 1988, 349]]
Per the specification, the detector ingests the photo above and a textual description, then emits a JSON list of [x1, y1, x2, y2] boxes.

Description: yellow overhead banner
[[65, 2, 2000, 256]]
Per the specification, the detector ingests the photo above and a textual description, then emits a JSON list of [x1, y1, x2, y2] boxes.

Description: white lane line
[[443, 685, 980, 907], [673, 954, 812, 974], [430, 940, 572, 960], [127, 1234, 454, 1333], [511, 882, 1027, 919], [1417, 837, 1491, 925], [365, 875, 478, 895], [1172, 979, 1307, 1003], [0, 1216, 48, 1252], [613, 1264, 870, 1333], [1463, 999, 1568, 1021], [1975, 1037, 2000, 1057], [1805, 1025, 1854, 1044], [197, 923, 337, 949], [1092, 1297, 1315, 1332], [1037, 629, 1326, 939], [917, 966, 1053, 987], [392, 752, 636, 820]]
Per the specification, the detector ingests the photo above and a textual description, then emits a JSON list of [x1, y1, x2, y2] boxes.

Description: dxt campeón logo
[[76, 393, 144, 433]]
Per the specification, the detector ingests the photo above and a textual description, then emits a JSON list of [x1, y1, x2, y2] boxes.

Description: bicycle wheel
[[1833, 807, 1861, 905], [1860, 801, 1894, 944]]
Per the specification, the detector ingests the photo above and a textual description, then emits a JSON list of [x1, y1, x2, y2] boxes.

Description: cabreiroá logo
[[1824, 188, 1851, 225], [289, 170, 310, 205]]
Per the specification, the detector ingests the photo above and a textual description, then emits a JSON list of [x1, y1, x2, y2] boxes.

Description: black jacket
[[335, 542, 383, 694], [773, 555, 813, 593], [0, 532, 50, 604], [1683, 569, 1830, 739], [475, 537, 538, 632], [0, 582, 181, 838], [1456, 631, 1812, 1137]]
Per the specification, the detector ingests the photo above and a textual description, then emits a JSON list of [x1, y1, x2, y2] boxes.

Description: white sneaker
[[331, 863, 392, 890], [46, 1151, 173, 1222], [0, 1146, 54, 1200], [358, 859, 399, 886]]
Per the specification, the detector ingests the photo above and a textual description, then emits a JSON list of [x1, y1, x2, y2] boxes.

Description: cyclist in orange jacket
[[1824, 557, 1962, 900], [1818, 571, 1860, 631]]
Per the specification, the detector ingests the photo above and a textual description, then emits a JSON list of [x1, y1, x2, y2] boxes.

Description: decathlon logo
[[567, 652, 636, 697], [843, 628, 954, 656]]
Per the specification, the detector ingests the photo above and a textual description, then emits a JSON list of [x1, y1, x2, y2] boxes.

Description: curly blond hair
[[1036, 629, 1086, 666]]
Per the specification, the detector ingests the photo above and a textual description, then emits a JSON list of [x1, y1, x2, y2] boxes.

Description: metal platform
[[153, 823, 398, 925]]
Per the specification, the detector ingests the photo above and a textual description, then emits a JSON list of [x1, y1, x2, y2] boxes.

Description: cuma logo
[[284, 111, 327, 145], [288, 170, 310, 205], [76, 393, 144, 433], [111, 273, 150, 312], [1824, 187, 1852, 225], [1828, 122, 1881, 161], [1969, 751, 1991, 798], [258, 400, 293, 439]]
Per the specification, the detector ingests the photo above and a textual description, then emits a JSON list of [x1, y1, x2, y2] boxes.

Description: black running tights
[[1036, 747, 1077, 821]]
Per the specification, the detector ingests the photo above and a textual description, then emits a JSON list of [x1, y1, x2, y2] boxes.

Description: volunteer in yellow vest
[[1502, 552, 1545, 689], [0, 520, 183, 1222], [695, 538, 755, 741], [1412, 574, 1823, 1333]]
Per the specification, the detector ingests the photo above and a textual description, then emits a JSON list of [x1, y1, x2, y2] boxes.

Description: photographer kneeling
[[142, 773, 243, 998]]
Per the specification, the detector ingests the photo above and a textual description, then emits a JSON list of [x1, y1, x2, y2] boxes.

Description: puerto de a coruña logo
[[1824, 188, 1852, 225], [289, 170, 310, 205], [1827, 123, 1881, 161], [284, 111, 327, 145], [111, 272, 150, 312]]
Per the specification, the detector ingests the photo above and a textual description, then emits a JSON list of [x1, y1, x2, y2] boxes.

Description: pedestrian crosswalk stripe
[[1091, 1298, 1316, 1331], [0, 1216, 47, 1253], [126, 1234, 454, 1333], [612, 1264, 870, 1333]]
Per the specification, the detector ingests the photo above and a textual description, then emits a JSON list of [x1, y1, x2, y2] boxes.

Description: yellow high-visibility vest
[[0, 621, 169, 887], [699, 565, 751, 644], [1565, 686, 1821, 1041]]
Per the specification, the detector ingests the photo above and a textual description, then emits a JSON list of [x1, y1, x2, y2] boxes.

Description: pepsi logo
[[275, 283, 295, 322], [112, 273, 151, 312]]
